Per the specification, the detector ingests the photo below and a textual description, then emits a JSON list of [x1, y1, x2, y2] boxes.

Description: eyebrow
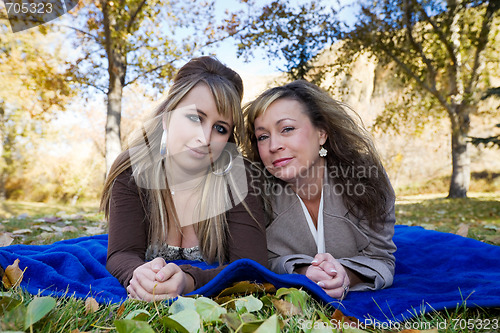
[[196, 109, 231, 127], [255, 118, 296, 132]]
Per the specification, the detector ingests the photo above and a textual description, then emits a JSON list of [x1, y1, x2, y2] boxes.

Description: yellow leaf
[[2, 258, 24, 289], [85, 297, 99, 314]]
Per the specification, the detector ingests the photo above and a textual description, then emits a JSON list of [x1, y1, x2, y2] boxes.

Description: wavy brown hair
[[243, 80, 393, 228], [100, 56, 245, 264]]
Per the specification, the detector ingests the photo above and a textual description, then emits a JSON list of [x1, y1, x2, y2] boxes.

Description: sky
[[206, 0, 358, 77]]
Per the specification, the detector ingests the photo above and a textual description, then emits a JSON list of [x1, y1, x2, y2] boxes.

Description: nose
[[195, 124, 212, 146], [269, 135, 283, 153]]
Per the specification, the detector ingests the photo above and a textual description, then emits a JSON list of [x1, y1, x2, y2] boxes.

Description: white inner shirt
[[296, 188, 325, 253]]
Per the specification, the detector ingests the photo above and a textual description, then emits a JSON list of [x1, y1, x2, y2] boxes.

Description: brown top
[[106, 164, 268, 290]]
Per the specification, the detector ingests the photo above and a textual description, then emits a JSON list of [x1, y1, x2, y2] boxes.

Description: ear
[[318, 128, 328, 146]]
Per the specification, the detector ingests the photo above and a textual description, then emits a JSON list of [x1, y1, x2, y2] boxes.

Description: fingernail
[[317, 282, 325, 287], [330, 269, 337, 274], [311, 260, 318, 264], [157, 272, 165, 281], [153, 265, 161, 271]]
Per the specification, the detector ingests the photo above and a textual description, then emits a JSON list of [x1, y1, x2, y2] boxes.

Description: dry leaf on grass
[[116, 303, 126, 318], [0, 232, 14, 247], [330, 309, 360, 326], [12, 229, 33, 235], [2, 258, 24, 289], [85, 297, 99, 314], [271, 299, 302, 316], [456, 223, 469, 237]]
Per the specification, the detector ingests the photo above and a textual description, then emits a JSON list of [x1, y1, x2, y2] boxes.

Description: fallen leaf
[[116, 303, 125, 318], [216, 281, 274, 298], [85, 297, 99, 314], [2, 258, 24, 289], [0, 233, 14, 247], [61, 226, 78, 233], [33, 225, 54, 232], [43, 216, 62, 223], [456, 223, 469, 237], [330, 309, 360, 326], [271, 299, 302, 316], [482, 235, 500, 245], [12, 229, 32, 235], [24, 296, 56, 330], [84, 226, 105, 235]]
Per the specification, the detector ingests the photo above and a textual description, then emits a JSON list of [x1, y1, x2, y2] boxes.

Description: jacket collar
[[271, 168, 350, 219]]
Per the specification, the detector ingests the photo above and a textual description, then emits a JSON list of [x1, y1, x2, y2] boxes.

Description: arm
[[106, 169, 149, 287], [337, 200, 397, 291]]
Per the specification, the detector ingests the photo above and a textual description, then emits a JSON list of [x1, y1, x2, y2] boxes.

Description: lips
[[272, 157, 293, 167], [187, 146, 209, 158]]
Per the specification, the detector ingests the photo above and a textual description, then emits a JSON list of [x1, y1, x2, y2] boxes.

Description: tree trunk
[[105, 66, 124, 174], [105, 90, 122, 174], [448, 107, 470, 198]]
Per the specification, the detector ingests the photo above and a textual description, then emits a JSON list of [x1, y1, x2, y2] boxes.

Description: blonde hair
[[101, 56, 245, 264], [243, 80, 393, 228]]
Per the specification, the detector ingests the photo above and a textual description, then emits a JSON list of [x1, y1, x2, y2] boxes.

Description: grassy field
[[1, 192, 499, 332]]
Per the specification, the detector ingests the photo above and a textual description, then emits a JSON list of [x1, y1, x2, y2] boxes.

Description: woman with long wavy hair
[[243, 80, 396, 299], [101, 57, 267, 301]]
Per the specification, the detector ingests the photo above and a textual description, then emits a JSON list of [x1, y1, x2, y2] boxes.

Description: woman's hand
[[308, 253, 350, 299], [127, 257, 193, 301]]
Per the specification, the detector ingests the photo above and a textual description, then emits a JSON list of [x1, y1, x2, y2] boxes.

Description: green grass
[[1, 194, 500, 332]]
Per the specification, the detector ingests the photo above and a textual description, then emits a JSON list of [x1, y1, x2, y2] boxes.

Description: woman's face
[[165, 83, 233, 174], [254, 98, 327, 184]]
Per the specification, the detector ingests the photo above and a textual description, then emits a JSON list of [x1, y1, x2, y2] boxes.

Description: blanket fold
[[1, 225, 499, 323]]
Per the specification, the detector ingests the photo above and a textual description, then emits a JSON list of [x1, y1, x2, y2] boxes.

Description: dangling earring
[[160, 130, 168, 157], [319, 146, 327, 157], [212, 150, 233, 176]]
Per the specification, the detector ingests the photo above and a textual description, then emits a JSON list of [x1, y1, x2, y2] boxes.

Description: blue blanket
[[1, 225, 499, 323]]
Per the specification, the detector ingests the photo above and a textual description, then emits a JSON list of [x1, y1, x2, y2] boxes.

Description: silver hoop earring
[[319, 146, 327, 157], [212, 150, 233, 176], [160, 130, 168, 157]]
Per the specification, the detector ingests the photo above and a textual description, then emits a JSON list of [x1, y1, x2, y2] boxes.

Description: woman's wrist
[[293, 264, 309, 275], [182, 272, 195, 294]]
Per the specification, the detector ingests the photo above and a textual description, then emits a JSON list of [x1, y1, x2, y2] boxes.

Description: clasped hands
[[127, 257, 193, 302], [302, 253, 350, 299]]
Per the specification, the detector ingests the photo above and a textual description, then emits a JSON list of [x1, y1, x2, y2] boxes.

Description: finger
[[318, 261, 338, 277], [324, 285, 345, 299], [128, 280, 150, 301], [317, 274, 344, 290], [156, 263, 181, 282], [305, 265, 332, 283], [127, 284, 138, 300], [311, 253, 335, 266], [150, 257, 167, 273], [153, 271, 186, 297]]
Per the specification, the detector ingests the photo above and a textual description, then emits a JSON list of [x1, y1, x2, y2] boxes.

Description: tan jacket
[[266, 177, 397, 291]]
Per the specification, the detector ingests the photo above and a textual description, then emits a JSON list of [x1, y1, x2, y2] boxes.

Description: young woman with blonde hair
[[101, 56, 267, 301], [244, 80, 396, 299]]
